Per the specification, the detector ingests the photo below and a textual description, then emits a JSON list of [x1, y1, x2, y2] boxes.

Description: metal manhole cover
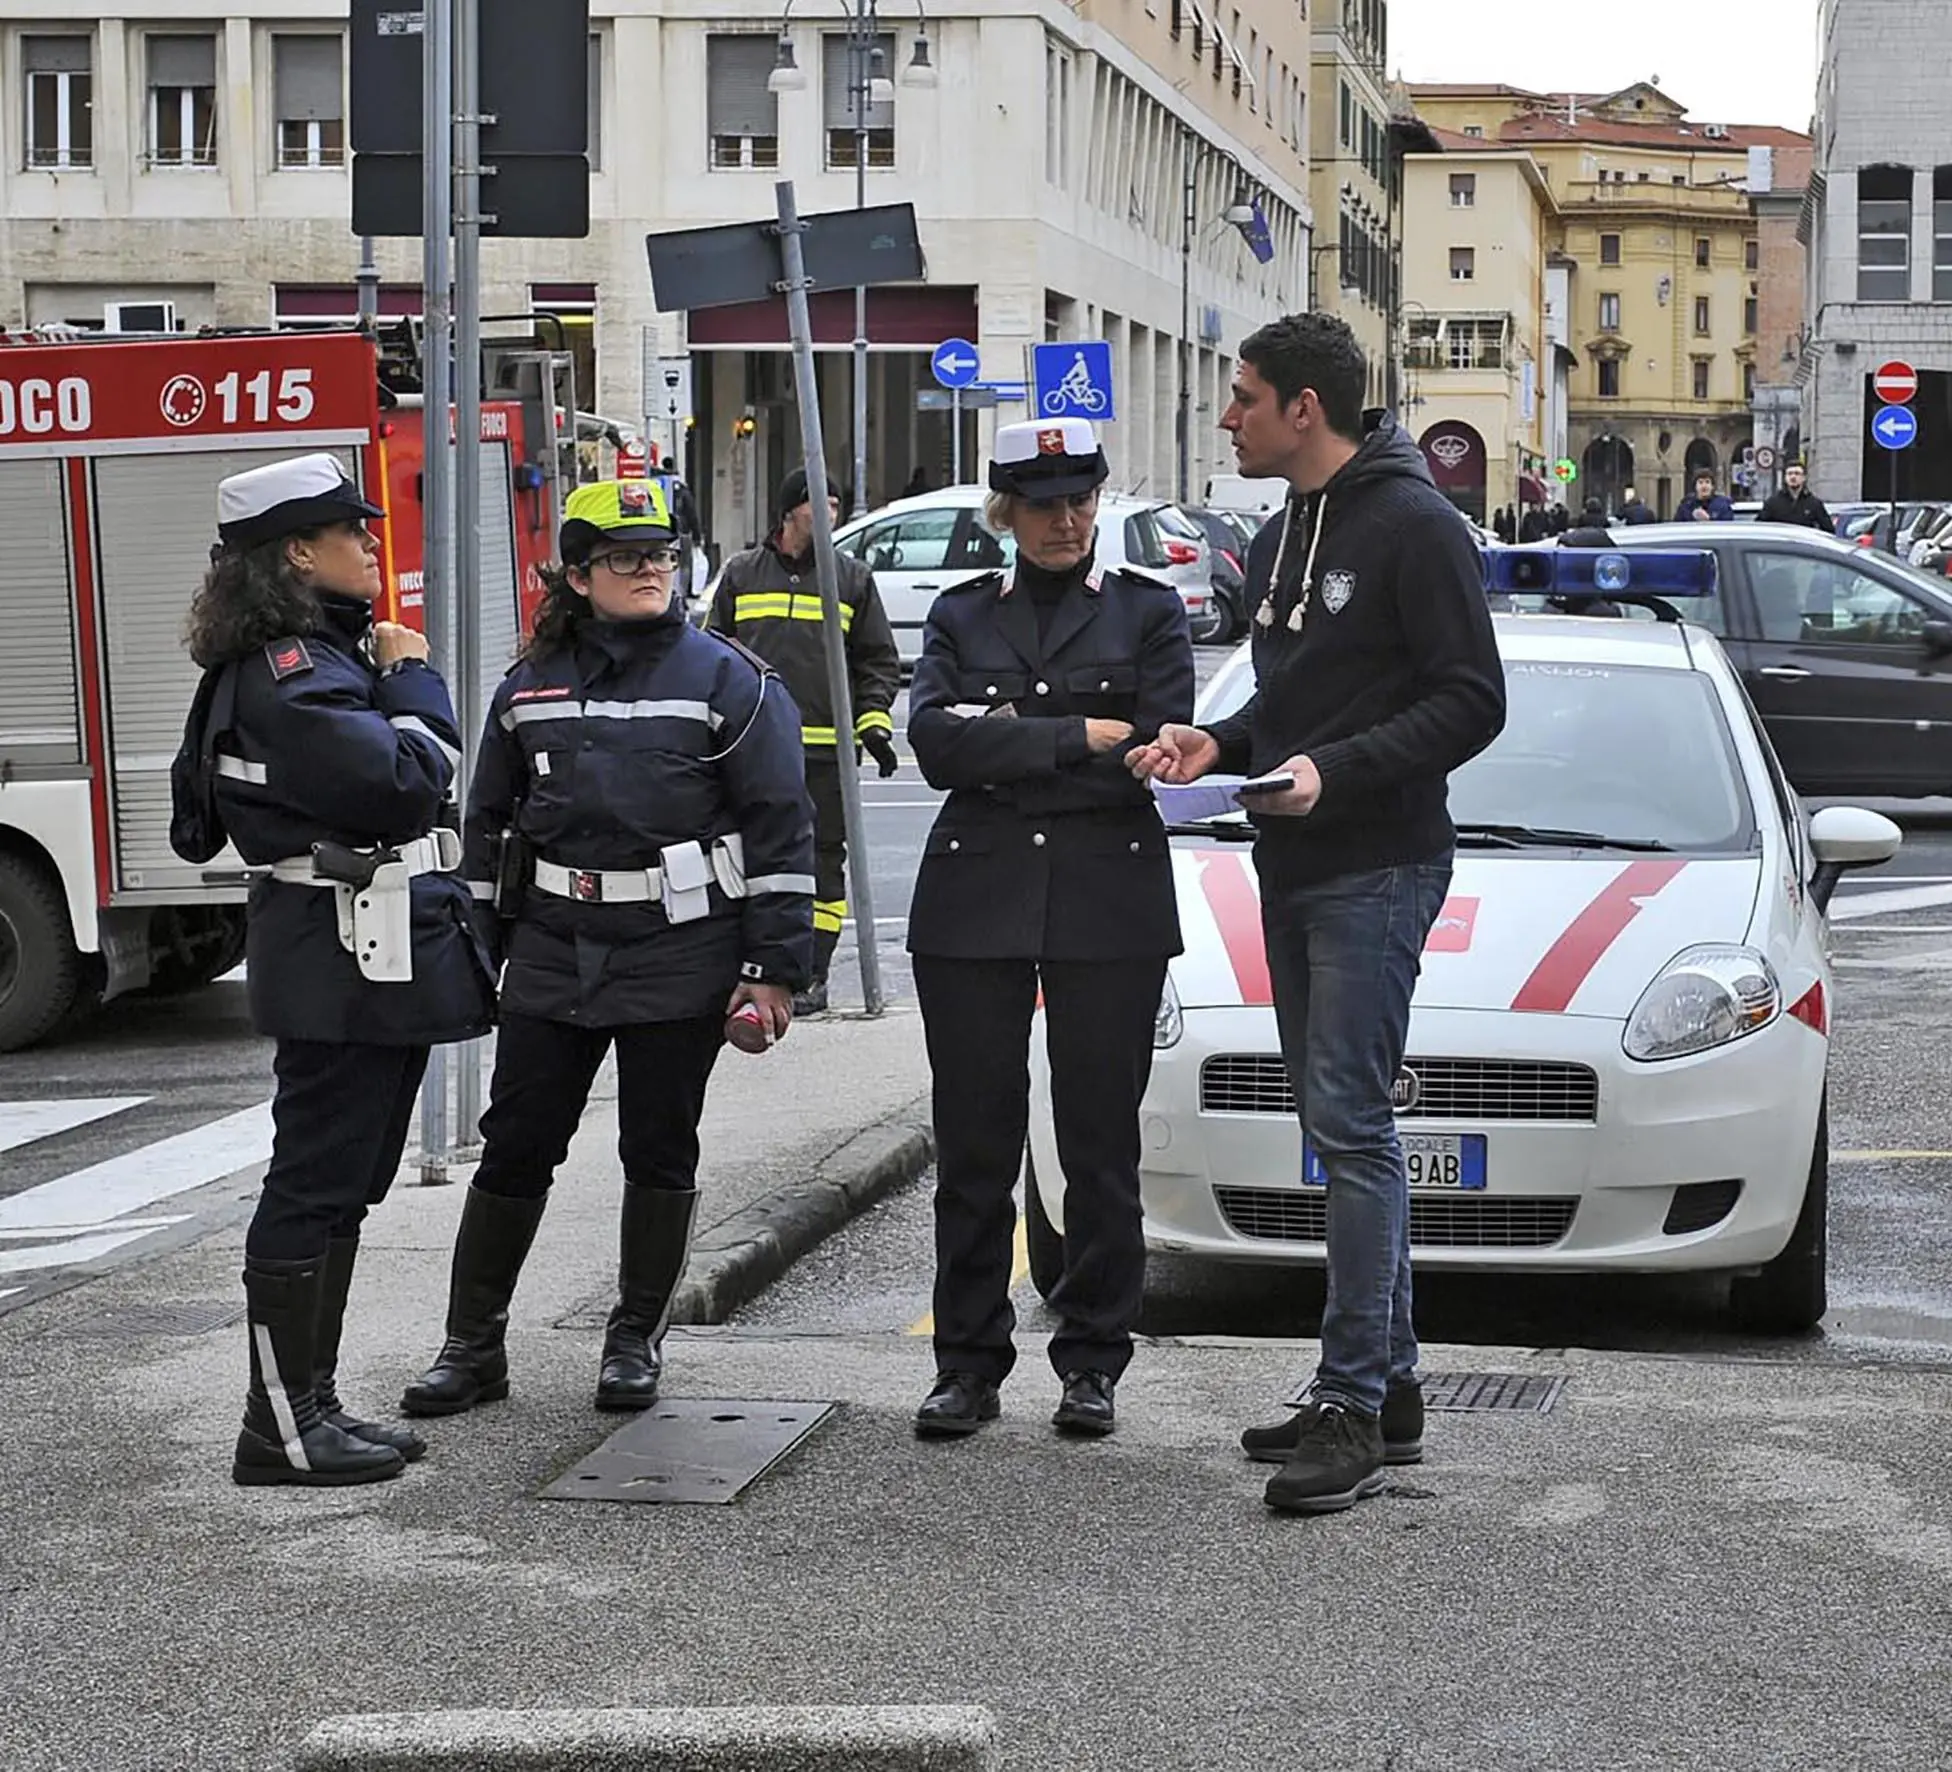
[[539, 1397, 833, 1505], [68, 1301, 247, 1336], [1421, 1371, 1566, 1413]]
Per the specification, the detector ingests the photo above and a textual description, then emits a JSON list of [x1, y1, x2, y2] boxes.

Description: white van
[[1202, 473, 1289, 519]]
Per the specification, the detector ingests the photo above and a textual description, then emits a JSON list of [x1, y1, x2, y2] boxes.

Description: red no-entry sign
[[1874, 360, 1918, 403]]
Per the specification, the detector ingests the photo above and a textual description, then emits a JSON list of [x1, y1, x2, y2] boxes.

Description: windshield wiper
[[1456, 823, 1675, 853], [1164, 819, 1257, 841]]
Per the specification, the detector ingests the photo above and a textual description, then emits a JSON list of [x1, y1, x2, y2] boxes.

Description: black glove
[[861, 729, 900, 779]]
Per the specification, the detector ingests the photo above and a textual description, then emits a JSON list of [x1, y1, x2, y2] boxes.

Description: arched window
[[1858, 163, 1913, 302]]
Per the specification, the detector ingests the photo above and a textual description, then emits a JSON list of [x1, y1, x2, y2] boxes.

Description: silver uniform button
[[948, 839, 961, 852], [1032, 833, 1047, 847], [1100, 679, 1111, 690], [985, 684, 998, 696], [1035, 681, 1050, 695], [1129, 841, 1140, 853]]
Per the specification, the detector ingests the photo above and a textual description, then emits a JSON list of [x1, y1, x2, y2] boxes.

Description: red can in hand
[[725, 1001, 772, 1055]]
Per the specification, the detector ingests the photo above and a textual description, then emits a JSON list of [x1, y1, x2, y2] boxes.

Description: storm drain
[[540, 1397, 834, 1505], [68, 1301, 246, 1336], [1420, 1371, 1566, 1414]]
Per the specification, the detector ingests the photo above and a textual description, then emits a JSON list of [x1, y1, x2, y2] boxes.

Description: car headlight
[[1154, 974, 1184, 1049], [1623, 945, 1780, 1062]]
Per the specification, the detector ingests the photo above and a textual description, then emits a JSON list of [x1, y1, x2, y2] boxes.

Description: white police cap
[[988, 418, 1109, 499], [216, 452, 384, 549]]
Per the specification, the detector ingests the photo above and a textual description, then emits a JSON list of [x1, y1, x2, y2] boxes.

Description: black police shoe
[[1239, 1378, 1424, 1466], [913, 1372, 1000, 1439], [791, 978, 830, 1017], [1262, 1402, 1387, 1515], [1053, 1371, 1116, 1437]]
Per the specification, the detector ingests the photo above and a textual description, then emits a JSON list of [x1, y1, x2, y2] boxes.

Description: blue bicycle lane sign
[[1031, 341, 1116, 421]]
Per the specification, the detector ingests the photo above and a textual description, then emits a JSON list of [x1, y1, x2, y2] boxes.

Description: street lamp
[[769, 0, 933, 519], [1177, 152, 1259, 506]]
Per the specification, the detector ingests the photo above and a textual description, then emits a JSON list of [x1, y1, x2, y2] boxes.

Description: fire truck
[[0, 327, 555, 1049]]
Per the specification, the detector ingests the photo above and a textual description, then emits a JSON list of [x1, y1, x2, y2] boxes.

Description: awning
[[1518, 475, 1547, 505]]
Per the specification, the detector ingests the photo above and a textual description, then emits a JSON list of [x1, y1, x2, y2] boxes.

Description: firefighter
[[171, 452, 496, 1488], [905, 418, 1195, 1439], [709, 467, 901, 1014], [402, 480, 814, 1420]]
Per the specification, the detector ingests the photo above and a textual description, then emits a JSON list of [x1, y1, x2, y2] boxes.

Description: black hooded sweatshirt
[[1203, 413, 1507, 887]]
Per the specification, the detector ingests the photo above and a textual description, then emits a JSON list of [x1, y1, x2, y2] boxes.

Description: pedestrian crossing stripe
[[0, 1097, 148, 1158]]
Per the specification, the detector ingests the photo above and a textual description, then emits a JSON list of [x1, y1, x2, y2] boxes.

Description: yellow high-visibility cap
[[558, 478, 675, 561]]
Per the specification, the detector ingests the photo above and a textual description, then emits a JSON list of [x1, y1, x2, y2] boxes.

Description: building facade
[[1800, 0, 1952, 503], [0, 0, 1315, 548], [1398, 129, 1554, 523], [1749, 138, 1813, 495], [1412, 82, 1807, 519]]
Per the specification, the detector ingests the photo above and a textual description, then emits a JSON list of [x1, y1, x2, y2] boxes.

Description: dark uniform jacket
[[171, 595, 496, 1047], [709, 541, 901, 752], [465, 609, 815, 1026], [905, 558, 1194, 961], [1758, 487, 1835, 532]]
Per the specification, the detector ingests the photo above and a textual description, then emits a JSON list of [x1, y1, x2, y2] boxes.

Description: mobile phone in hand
[[1235, 770, 1297, 799]]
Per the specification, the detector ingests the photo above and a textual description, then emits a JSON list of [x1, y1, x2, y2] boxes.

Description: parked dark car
[[1178, 505, 1265, 643], [1595, 523, 1952, 797]]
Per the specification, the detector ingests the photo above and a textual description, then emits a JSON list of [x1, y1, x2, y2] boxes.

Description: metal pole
[[775, 179, 885, 1015], [356, 235, 380, 324], [951, 385, 961, 485], [451, 0, 487, 1149], [417, 0, 455, 1184], [850, 4, 871, 519], [1177, 146, 1193, 507]]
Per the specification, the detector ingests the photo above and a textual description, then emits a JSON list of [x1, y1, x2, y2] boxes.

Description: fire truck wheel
[[143, 907, 250, 995], [0, 852, 82, 1052]]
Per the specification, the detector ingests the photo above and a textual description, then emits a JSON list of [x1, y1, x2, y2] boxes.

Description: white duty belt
[[530, 835, 813, 925], [266, 830, 461, 985]]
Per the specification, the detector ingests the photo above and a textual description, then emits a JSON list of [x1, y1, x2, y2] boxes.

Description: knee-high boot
[[400, 1187, 548, 1417], [315, 1235, 426, 1461], [594, 1186, 698, 1411]]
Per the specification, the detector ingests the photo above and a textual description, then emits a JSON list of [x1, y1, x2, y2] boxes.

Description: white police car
[[1025, 546, 1903, 1332]]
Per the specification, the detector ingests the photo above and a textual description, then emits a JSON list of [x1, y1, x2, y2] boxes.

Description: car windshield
[[1195, 651, 1757, 853]]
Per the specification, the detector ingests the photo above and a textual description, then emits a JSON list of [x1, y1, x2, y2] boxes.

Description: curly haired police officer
[[172, 453, 496, 1488], [403, 481, 815, 1421]]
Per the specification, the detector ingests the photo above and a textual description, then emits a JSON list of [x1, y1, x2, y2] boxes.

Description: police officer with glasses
[[172, 452, 495, 1488], [906, 418, 1195, 1440], [403, 481, 815, 1423]]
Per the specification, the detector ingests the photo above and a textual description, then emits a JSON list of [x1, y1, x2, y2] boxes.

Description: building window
[[1339, 80, 1352, 148], [1935, 166, 1952, 301], [1745, 237, 1760, 271], [1045, 38, 1072, 187], [1744, 292, 1758, 333], [25, 35, 93, 169], [706, 35, 779, 170], [1858, 163, 1913, 302], [1449, 173, 1476, 208], [1600, 232, 1621, 266], [1598, 358, 1620, 397], [1694, 236, 1711, 267], [1449, 247, 1475, 282], [822, 33, 895, 171], [1170, 0, 1182, 40], [1693, 295, 1711, 335], [1462, 124, 1483, 139], [147, 35, 216, 167], [274, 35, 345, 168], [1693, 358, 1711, 400], [1599, 292, 1621, 330], [1743, 362, 1756, 401]]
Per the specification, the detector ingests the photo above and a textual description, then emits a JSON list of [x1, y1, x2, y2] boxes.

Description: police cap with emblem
[[988, 417, 1109, 500], [558, 479, 676, 565], [216, 453, 384, 549]]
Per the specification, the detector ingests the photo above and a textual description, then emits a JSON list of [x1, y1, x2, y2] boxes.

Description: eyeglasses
[[1022, 491, 1099, 514], [591, 545, 680, 574]]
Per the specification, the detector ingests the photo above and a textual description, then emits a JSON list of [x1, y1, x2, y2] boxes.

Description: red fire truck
[[0, 328, 552, 1048]]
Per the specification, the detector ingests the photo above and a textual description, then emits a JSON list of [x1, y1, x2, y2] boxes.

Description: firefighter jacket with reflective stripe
[[465, 610, 816, 1025], [173, 594, 496, 1047], [709, 540, 900, 747]]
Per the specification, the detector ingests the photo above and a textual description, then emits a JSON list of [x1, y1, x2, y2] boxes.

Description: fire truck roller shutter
[[473, 436, 521, 714], [0, 458, 81, 766], [91, 447, 342, 893]]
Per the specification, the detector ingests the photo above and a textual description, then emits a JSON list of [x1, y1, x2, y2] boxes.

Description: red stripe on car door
[[1510, 859, 1690, 1013], [1197, 852, 1274, 1006]]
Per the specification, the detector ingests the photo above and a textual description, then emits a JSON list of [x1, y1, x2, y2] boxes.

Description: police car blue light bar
[[1481, 545, 1720, 598]]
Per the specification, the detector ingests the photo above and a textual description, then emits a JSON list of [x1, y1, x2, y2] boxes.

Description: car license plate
[[1302, 1133, 1487, 1191]]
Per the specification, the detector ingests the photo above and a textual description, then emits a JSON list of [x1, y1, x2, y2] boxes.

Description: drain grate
[[67, 1301, 247, 1337], [1421, 1371, 1566, 1413], [540, 1397, 833, 1505]]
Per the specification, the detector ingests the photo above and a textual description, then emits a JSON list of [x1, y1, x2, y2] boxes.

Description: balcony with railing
[[1404, 313, 1514, 373]]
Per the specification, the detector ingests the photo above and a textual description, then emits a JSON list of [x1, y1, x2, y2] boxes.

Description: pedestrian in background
[[172, 453, 495, 1487], [403, 480, 813, 1421], [1758, 462, 1833, 532], [1130, 314, 1506, 1514], [906, 417, 1194, 1440], [711, 469, 901, 1014], [1676, 471, 1735, 522], [1618, 487, 1658, 525]]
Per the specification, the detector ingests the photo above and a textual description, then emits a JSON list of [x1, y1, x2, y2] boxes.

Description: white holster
[[280, 830, 460, 986], [659, 839, 717, 926]]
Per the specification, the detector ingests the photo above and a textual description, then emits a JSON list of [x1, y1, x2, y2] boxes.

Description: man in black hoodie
[[1757, 462, 1833, 533], [1130, 314, 1506, 1515]]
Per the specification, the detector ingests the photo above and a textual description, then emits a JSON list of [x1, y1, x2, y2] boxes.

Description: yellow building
[[1398, 129, 1556, 522], [1410, 83, 1808, 517]]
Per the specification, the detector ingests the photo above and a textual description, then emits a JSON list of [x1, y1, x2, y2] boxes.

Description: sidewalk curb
[[670, 1112, 935, 1326]]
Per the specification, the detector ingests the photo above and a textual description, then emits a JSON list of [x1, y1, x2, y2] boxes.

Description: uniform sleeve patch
[[264, 638, 313, 680]]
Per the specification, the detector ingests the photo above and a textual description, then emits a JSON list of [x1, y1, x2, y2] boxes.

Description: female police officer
[[906, 419, 1194, 1440], [173, 453, 495, 1487], [402, 480, 814, 1420]]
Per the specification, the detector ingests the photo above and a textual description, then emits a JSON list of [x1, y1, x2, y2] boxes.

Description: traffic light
[[733, 414, 756, 440]]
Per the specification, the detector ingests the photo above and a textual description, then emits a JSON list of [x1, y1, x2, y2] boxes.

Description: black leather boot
[[793, 927, 840, 1017], [595, 1187, 698, 1411], [401, 1187, 548, 1417], [233, 1256, 405, 1487], [315, 1236, 425, 1462]]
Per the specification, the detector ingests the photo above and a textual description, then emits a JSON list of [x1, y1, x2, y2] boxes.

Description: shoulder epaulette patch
[[264, 638, 313, 680]]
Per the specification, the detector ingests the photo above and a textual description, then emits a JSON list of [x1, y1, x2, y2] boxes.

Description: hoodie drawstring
[[1254, 493, 1328, 633]]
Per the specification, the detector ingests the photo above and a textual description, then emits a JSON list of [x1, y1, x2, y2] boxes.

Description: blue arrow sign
[[1873, 403, 1919, 451], [931, 338, 980, 390]]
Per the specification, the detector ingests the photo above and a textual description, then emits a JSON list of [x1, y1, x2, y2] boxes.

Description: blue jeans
[[1260, 857, 1453, 1416]]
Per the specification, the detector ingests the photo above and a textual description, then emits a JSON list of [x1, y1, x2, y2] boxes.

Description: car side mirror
[[1807, 805, 1904, 913], [1921, 618, 1952, 658]]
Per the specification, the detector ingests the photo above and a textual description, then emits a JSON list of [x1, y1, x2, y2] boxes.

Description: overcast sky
[[1387, 0, 1822, 132]]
